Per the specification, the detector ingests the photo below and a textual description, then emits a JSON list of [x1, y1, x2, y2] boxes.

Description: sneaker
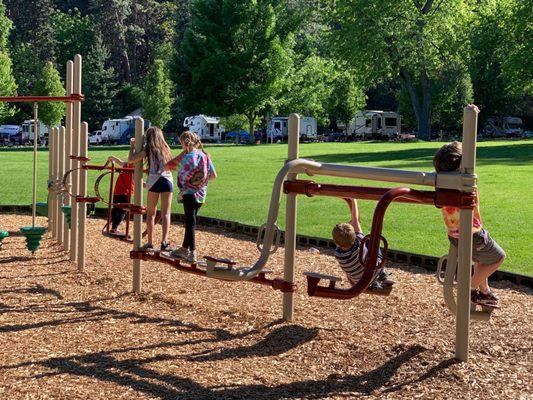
[[170, 247, 189, 259], [140, 243, 154, 252], [187, 250, 198, 264], [479, 289, 500, 302], [369, 280, 384, 291], [160, 241, 172, 252], [471, 290, 500, 308]]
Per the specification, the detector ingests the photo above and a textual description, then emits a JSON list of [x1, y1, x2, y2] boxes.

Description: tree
[[35, 61, 66, 128], [0, 0, 16, 123], [82, 34, 119, 130], [331, 0, 472, 139], [143, 59, 173, 128], [53, 8, 95, 72], [89, 0, 132, 82], [328, 70, 366, 132], [179, 0, 295, 141]]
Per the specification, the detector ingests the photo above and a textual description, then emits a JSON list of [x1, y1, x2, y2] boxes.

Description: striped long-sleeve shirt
[[334, 233, 382, 284]]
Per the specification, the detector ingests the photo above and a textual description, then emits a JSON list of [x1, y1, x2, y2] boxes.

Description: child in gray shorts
[[434, 141, 506, 307]]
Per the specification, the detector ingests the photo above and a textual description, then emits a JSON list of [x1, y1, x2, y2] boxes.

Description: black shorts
[[448, 229, 506, 266], [149, 177, 173, 193]]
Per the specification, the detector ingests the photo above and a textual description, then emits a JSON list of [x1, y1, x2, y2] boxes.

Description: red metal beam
[[0, 94, 85, 103]]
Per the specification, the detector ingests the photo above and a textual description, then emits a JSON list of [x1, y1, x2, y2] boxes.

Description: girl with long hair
[[128, 126, 173, 251]]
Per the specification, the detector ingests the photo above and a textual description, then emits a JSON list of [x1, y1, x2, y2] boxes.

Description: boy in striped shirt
[[332, 198, 391, 289]]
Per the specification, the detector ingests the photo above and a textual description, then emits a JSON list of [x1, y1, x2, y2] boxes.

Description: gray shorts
[[448, 229, 506, 266]]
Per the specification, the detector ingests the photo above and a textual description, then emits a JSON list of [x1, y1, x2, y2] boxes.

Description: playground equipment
[[0, 56, 85, 259], [0, 231, 8, 250], [128, 106, 485, 362]]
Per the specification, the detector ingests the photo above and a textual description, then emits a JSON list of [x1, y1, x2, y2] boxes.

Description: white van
[[0, 125, 22, 145]]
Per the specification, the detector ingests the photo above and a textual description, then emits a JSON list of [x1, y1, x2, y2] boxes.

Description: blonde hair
[[179, 130, 206, 153], [433, 141, 462, 173], [145, 126, 172, 169], [332, 223, 356, 249]]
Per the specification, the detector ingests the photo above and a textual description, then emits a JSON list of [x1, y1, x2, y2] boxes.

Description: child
[[128, 126, 173, 251], [165, 131, 217, 263], [434, 140, 506, 307], [106, 156, 134, 234], [332, 198, 392, 289]]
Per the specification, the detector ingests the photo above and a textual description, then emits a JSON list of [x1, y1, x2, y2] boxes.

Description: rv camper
[[100, 116, 150, 144], [183, 115, 224, 142], [0, 125, 22, 145], [22, 119, 49, 145], [347, 110, 401, 139], [267, 116, 318, 141], [482, 116, 523, 138]]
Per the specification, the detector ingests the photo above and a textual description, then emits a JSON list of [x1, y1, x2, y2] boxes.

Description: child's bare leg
[[159, 191, 173, 244], [145, 192, 159, 245], [471, 258, 504, 291]]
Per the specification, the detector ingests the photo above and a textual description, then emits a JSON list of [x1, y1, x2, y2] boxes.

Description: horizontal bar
[[0, 94, 85, 103]]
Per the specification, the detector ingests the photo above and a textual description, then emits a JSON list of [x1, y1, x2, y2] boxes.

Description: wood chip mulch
[[0, 214, 531, 400]]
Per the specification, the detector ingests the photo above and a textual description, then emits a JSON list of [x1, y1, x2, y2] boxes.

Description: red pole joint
[[271, 278, 298, 293]]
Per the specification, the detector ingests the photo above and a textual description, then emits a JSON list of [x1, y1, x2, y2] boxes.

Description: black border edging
[[2, 205, 532, 289]]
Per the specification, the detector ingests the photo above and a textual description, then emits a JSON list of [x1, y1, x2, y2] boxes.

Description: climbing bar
[[283, 180, 476, 209], [0, 94, 85, 103], [70, 155, 90, 162]]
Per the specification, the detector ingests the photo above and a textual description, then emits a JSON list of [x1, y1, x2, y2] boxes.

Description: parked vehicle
[[482, 116, 523, 138], [266, 116, 318, 142], [22, 119, 49, 145], [341, 110, 401, 139], [100, 116, 150, 144], [183, 115, 225, 143], [0, 124, 22, 145], [88, 130, 106, 145]]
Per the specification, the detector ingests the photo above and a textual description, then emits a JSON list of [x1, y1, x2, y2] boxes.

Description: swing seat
[[76, 196, 100, 203], [304, 270, 393, 297]]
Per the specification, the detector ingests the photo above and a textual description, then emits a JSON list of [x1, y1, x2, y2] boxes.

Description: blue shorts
[[149, 177, 173, 193]]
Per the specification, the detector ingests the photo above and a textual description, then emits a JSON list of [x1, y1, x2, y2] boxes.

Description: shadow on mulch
[[0, 256, 34, 264], [3, 343, 456, 399], [0, 284, 63, 300], [0, 271, 68, 280]]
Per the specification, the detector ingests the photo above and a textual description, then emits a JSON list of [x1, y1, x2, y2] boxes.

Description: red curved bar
[[70, 155, 90, 162], [0, 94, 85, 103], [75, 196, 100, 204], [309, 187, 412, 299]]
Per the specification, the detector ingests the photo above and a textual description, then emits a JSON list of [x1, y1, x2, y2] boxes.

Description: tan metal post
[[132, 117, 144, 293], [282, 113, 300, 321], [53, 127, 60, 241], [49, 127, 55, 235], [77, 122, 88, 271], [455, 105, 479, 362], [70, 55, 82, 261], [59, 126, 68, 248], [63, 123, 71, 251], [31, 103, 39, 228]]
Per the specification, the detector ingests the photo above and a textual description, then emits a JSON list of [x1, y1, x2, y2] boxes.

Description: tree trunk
[[247, 113, 255, 144], [399, 67, 431, 140]]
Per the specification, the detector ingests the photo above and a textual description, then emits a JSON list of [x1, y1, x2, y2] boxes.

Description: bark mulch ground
[[0, 214, 531, 400]]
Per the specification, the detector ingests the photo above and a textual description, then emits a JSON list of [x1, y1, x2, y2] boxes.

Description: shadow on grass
[[307, 143, 533, 169]]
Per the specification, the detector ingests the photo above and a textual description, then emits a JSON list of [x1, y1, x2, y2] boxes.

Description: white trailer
[[267, 116, 317, 141], [482, 116, 523, 138], [347, 110, 401, 139], [22, 119, 49, 144], [183, 115, 224, 142], [0, 124, 22, 145]]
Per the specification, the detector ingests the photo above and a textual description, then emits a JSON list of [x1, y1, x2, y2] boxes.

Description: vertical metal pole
[[455, 105, 479, 362], [282, 113, 300, 321], [49, 127, 55, 235], [53, 127, 60, 241], [58, 127, 65, 245], [31, 103, 39, 228], [70, 55, 82, 261], [48, 125, 54, 232], [77, 122, 88, 271], [132, 117, 144, 293], [63, 124, 71, 251]]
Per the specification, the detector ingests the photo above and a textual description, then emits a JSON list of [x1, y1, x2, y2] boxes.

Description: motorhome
[[346, 110, 401, 139], [183, 115, 224, 142], [266, 116, 318, 141], [0, 125, 22, 145], [22, 120, 49, 145], [482, 116, 523, 138]]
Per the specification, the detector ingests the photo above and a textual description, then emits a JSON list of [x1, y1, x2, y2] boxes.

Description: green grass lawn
[[1, 139, 531, 276]]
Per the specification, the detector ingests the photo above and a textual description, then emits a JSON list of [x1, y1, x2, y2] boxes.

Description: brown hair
[[332, 223, 357, 249], [433, 141, 462, 172], [179, 130, 206, 153], [145, 126, 171, 169]]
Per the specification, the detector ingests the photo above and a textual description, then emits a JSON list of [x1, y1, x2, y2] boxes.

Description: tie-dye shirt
[[177, 150, 215, 203], [441, 193, 483, 238]]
